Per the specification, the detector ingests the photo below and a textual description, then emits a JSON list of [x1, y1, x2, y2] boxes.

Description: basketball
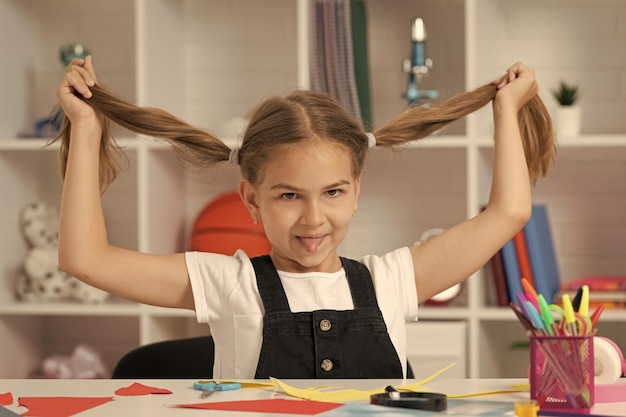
[[190, 192, 271, 257]]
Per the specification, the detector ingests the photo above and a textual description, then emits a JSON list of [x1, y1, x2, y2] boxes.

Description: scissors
[[561, 312, 592, 336], [561, 294, 593, 336], [193, 381, 242, 399]]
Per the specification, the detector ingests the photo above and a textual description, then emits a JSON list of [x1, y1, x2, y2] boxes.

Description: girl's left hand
[[492, 61, 539, 112], [56, 55, 101, 126]]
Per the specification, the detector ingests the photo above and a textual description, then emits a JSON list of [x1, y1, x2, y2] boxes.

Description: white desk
[[1, 378, 625, 416]]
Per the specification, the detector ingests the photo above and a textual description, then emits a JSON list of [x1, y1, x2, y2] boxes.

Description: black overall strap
[[340, 257, 379, 309], [251, 255, 291, 313]]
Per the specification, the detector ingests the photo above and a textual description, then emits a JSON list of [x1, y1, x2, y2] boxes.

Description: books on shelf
[[488, 250, 509, 307], [556, 289, 626, 302], [554, 295, 626, 310], [560, 275, 626, 292], [523, 205, 561, 304], [513, 230, 535, 287], [500, 236, 523, 306], [489, 204, 561, 306], [557, 276, 626, 309]]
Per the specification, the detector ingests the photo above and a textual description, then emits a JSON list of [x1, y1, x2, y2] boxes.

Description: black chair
[[112, 335, 415, 379], [112, 336, 215, 379]]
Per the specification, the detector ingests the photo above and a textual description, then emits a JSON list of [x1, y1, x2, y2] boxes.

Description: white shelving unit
[[1, 0, 625, 379]]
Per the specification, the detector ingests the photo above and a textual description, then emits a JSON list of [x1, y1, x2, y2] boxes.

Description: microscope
[[25, 44, 91, 138], [403, 17, 439, 107]]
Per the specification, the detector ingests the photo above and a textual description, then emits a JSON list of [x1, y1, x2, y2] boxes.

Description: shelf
[[140, 305, 196, 318], [417, 307, 471, 320], [0, 301, 141, 317], [3, 134, 624, 153], [0, 137, 143, 151], [6, 303, 621, 323], [0, 139, 58, 151], [0, 301, 199, 319], [2, 0, 626, 380], [556, 135, 626, 147], [0, 136, 246, 153], [407, 135, 470, 148], [473, 134, 626, 148]]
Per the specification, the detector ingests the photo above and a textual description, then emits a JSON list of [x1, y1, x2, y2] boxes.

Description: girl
[[56, 57, 553, 379]]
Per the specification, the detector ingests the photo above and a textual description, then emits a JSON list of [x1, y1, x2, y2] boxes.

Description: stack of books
[[487, 204, 561, 306], [486, 204, 625, 311], [557, 276, 626, 310]]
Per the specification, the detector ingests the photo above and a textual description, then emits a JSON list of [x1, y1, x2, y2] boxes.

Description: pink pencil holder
[[529, 333, 595, 412]]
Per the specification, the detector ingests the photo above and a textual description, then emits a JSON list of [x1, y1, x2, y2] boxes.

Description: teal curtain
[[350, 0, 371, 130], [309, 0, 371, 128]]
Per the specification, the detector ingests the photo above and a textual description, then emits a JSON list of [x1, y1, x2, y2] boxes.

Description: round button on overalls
[[320, 359, 334, 372], [320, 319, 332, 331]]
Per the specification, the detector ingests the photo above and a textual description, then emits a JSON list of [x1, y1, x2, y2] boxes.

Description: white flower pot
[[555, 105, 582, 138]]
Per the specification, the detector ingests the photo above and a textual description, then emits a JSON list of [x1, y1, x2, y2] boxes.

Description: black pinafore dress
[[251, 255, 403, 378]]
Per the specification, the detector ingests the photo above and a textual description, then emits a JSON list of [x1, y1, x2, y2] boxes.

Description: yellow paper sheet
[[264, 364, 529, 402]]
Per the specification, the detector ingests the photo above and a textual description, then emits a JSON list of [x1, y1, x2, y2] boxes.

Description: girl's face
[[240, 139, 360, 273]]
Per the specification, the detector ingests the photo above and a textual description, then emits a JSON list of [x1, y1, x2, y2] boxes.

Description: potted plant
[[552, 80, 581, 137], [552, 81, 580, 106]]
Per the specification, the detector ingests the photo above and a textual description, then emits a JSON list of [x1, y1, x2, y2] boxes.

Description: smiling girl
[[55, 56, 553, 379]]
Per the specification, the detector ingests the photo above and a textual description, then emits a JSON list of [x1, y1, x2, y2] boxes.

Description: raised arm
[[410, 62, 538, 302], [56, 56, 194, 309]]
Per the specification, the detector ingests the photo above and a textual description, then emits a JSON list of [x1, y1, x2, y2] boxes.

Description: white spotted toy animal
[[16, 201, 110, 303]]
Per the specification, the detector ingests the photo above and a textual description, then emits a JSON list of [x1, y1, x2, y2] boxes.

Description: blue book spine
[[524, 205, 561, 303], [501, 238, 523, 306]]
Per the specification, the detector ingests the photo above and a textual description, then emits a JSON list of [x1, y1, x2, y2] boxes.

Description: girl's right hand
[[56, 55, 102, 127]]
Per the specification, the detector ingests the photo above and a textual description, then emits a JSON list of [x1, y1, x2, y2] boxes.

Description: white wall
[[368, 0, 626, 135], [177, 0, 626, 135], [472, 0, 626, 135], [181, 0, 298, 134], [18, 0, 626, 138], [13, 0, 626, 277], [175, 0, 626, 269], [367, 0, 465, 131]]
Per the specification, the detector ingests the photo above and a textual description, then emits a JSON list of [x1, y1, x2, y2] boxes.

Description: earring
[[353, 210, 357, 217], [252, 215, 258, 225]]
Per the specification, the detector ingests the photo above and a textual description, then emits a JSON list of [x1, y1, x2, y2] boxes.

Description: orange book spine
[[513, 230, 535, 287]]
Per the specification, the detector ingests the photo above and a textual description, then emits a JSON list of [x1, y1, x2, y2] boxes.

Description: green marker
[[537, 294, 556, 336]]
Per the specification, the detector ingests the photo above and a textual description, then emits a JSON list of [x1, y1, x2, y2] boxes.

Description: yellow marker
[[562, 293, 578, 335], [579, 284, 590, 317]]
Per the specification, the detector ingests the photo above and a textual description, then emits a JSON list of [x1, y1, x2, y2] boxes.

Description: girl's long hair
[[53, 82, 555, 191]]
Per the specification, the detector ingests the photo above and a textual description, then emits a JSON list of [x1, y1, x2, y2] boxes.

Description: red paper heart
[[18, 397, 113, 417], [174, 398, 343, 415], [114, 382, 172, 396], [0, 392, 13, 405]]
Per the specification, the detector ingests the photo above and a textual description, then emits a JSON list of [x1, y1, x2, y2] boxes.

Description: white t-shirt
[[185, 247, 418, 379]]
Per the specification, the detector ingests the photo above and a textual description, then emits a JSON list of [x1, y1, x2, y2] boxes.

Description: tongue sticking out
[[300, 237, 324, 253]]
